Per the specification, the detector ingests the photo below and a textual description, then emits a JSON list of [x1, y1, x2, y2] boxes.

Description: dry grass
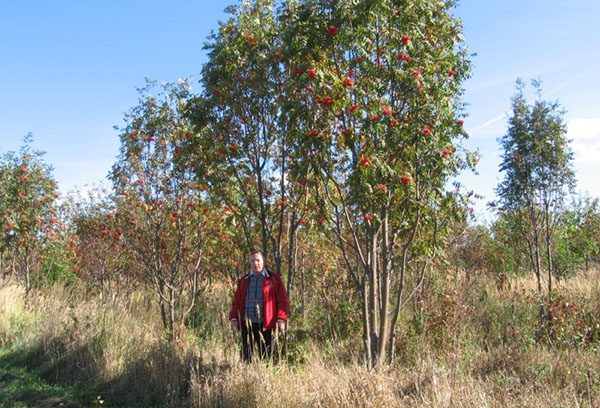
[[510, 266, 600, 300], [1, 270, 599, 407], [0, 284, 27, 346], [187, 344, 600, 408]]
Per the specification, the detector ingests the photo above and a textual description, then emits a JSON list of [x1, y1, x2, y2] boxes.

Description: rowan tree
[[280, 0, 474, 366], [109, 80, 219, 342], [186, 0, 316, 294], [60, 189, 135, 294], [0, 134, 58, 293], [182, 0, 474, 365]]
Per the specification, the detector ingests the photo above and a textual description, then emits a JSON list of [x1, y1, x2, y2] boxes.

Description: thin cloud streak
[[544, 74, 584, 98], [468, 113, 507, 133]]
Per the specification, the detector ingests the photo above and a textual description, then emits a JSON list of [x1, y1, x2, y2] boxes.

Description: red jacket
[[229, 269, 290, 331]]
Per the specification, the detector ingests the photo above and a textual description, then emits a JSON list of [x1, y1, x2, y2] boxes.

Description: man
[[229, 250, 289, 361]]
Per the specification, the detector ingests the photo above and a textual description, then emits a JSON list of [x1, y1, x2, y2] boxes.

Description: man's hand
[[277, 320, 286, 334], [230, 320, 238, 333]]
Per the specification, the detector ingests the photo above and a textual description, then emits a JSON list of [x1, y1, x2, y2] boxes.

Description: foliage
[[179, 0, 476, 367], [109, 79, 220, 342], [495, 79, 576, 295], [444, 221, 495, 277], [0, 134, 59, 292], [186, 0, 318, 293], [3, 0, 599, 381], [554, 196, 600, 278], [40, 233, 77, 286], [60, 188, 134, 293], [491, 212, 535, 280], [542, 291, 600, 348], [273, 0, 474, 366]]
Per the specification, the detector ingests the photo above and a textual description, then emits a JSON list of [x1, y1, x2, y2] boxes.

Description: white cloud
[[568, 117, 600, 198], [568, 117, 600, 163]]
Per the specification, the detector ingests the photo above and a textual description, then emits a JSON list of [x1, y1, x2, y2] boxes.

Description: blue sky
[[1, 0, 599, 221]]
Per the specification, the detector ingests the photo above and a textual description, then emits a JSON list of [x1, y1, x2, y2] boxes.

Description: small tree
[[0, 135, 58, 292], [495, 79, 576, 295], [444, 220, 495, 279], [488, 212, 532, 287], [110, 80, 217, 342], [63, 189, 134, 294], [554, 196, 600, 277]]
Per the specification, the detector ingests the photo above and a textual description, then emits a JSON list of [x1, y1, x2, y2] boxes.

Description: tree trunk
[[360, 283, 372, 369], [301, 260, 305, 321], [368, 233, 379, 366], [546, 232, 553, 295], [169, 285, 176, 343], [377, 213, 390, 364], [286, 218, 298, 297], [533, 231, 542, 294], [24, 247, 31, 295], [157, 278, 168, 334]]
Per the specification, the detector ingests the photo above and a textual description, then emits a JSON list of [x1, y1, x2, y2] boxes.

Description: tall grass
[[1, 269, 599, 407]]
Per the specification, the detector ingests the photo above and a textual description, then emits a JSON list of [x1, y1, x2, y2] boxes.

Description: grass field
[[1, 269, 599, 407]]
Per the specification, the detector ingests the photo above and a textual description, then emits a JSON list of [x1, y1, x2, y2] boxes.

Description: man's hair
[[249, 250, 264, 260]]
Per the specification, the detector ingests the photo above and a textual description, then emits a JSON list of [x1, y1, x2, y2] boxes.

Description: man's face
[[250, 253, 264, 274]]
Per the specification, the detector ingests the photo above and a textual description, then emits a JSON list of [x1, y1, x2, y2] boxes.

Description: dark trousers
[[241, 321, 272, 362]]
